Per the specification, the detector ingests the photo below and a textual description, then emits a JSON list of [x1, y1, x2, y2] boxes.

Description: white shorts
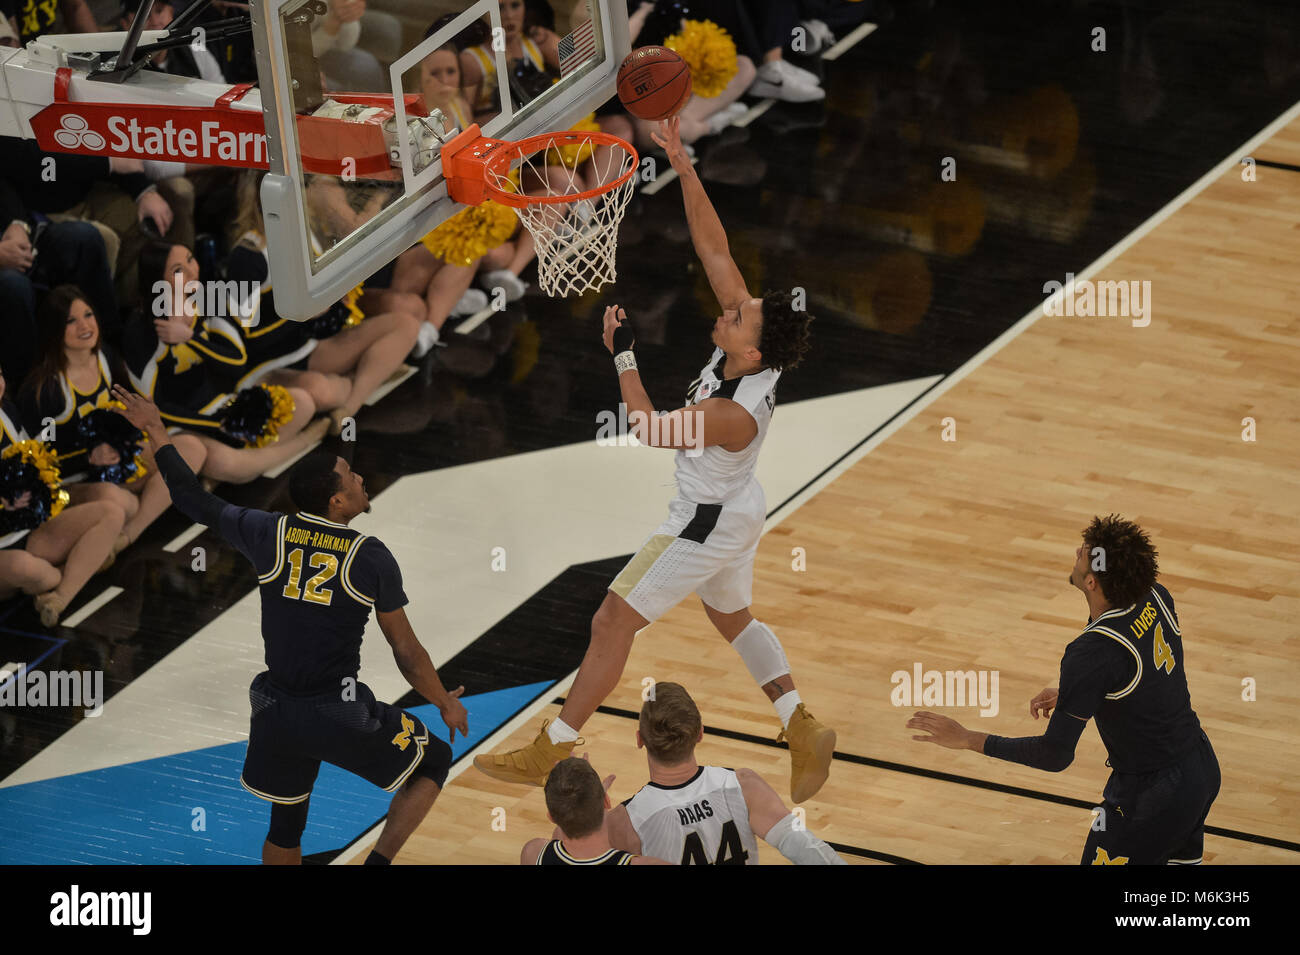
[[609, 480, 765, 622]]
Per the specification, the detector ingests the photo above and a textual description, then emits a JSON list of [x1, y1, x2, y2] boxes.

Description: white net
[[486, 133, 637, 298]]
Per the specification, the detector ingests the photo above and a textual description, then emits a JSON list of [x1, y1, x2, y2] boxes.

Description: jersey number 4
[[681, 820, 748, 865], [281, 548, 338, 606], [1152, 622, 1176, 675]]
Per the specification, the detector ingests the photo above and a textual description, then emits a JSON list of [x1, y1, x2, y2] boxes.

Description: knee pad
[[731, 620, 791, 687], [414, 737, 453, 789], [267, 798, 310, 849]]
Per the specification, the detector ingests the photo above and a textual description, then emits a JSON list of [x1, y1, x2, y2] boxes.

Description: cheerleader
[[1, 364, 125, 628], [17, 285, 209, 553], [459, 0, 556, 123], [225, 175, 421, 428], [125, 243, 328, 484], [624, 3, 756, 148]]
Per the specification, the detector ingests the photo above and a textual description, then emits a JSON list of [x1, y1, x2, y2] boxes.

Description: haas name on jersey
[[677, 800, 714, 825]]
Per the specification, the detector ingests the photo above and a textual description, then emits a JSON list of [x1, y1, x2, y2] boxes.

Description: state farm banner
[[28, 68, 422, 179], [30, 70, 271, 169], [31, 101, 272, 168]]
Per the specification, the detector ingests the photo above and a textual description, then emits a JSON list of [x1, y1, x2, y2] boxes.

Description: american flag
[[558, 15, 597, 78]]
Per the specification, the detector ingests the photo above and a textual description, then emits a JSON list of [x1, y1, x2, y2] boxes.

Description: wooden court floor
[[375, 118, 1300, 865]]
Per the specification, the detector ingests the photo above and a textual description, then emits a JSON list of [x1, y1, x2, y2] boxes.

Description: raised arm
[[111, 385, 226, 527], [651, 118, 749, 311], [376, 606, 469, 744]]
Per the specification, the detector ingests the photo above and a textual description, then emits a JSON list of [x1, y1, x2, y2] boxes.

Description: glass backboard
[[250, 0, 626, 321]]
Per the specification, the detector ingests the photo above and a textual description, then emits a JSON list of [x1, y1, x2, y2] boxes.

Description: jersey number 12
[[281, 548, 338, 606]]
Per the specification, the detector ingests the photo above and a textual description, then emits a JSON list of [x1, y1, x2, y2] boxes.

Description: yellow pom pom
[[665, 19, 738, 98], [420, 200, 519, 267], [2, 439, 66, 511], [257, 384, 297, 448]]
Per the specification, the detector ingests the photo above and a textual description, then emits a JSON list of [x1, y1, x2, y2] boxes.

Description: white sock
[[547, 717, 579, 745], [774, 690, 802, 729]]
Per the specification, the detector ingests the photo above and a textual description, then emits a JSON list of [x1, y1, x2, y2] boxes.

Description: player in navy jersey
[[907, 515, 1220, 865], [111, 386, 468, 866]]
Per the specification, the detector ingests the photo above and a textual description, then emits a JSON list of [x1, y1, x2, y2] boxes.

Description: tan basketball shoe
[[473, 721, 579, 786], [779, 704, 837, 803]]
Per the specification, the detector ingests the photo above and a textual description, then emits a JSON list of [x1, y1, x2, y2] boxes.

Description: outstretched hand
[[110, 385, 167, 440], [602, 305, 634, 355], [906, 711, 975, 750], [650, 116, 692, 173], [440, 685, 469, 743]]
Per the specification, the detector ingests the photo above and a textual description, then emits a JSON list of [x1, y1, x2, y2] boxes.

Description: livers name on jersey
[[285, 527, 350, 553], [678, 800, 714, 825], [1129, 602, 1158, 640]]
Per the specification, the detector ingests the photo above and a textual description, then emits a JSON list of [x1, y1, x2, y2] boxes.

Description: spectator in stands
[[117, 0, 227, 82], [0, 136, 181, 317], [313, 0, 401, 93], [17, 285, 207, 554], [0, 172, 118, 386], [1, 365, 125, 628], [1, 0, 98, 46]]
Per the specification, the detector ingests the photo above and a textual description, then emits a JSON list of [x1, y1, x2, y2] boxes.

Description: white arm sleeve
[[765, 813, 847, 865]]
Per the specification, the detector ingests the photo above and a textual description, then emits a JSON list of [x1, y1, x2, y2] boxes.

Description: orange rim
[[475, 128, 642, 209]]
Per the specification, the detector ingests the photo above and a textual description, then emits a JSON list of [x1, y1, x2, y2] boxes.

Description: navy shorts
[[240, 671, 430, 804], [1081, 731, 1221, 865]]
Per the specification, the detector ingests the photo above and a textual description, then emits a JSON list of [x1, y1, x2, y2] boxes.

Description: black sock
[[364, 850, 391, 866]]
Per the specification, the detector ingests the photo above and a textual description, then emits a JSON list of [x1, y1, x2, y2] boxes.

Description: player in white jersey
[[476, 117, 835, 804], [605, 683, 844, 865]]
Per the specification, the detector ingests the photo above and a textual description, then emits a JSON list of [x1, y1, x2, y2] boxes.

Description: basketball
[[617, 46, 693, 121]]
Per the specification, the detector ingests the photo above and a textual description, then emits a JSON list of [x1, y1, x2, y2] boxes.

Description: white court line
[[764, 96, 1300, 531], [162, 522, 206, 554], [822, 21, 877, 61], [61, 586, 124, 629], [453, 306, 495, 336], [364, 364, 417, 406], [330, 669, 579, 865]]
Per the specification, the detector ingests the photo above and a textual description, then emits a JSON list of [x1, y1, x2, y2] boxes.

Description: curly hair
[[758, 290, 814, 371], [1082, 514, 1159, 609]]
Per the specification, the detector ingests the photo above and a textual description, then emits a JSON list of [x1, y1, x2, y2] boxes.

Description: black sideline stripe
[[1252, 158, 1300, 173], [571, 701, 1300, 855], [829, 842, 923, 865]]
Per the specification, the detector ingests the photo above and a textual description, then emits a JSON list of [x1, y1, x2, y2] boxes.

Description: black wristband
[[611, 318, 635, 354]]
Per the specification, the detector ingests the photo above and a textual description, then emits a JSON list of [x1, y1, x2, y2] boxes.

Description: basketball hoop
[[442, 125, 639, 298]]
